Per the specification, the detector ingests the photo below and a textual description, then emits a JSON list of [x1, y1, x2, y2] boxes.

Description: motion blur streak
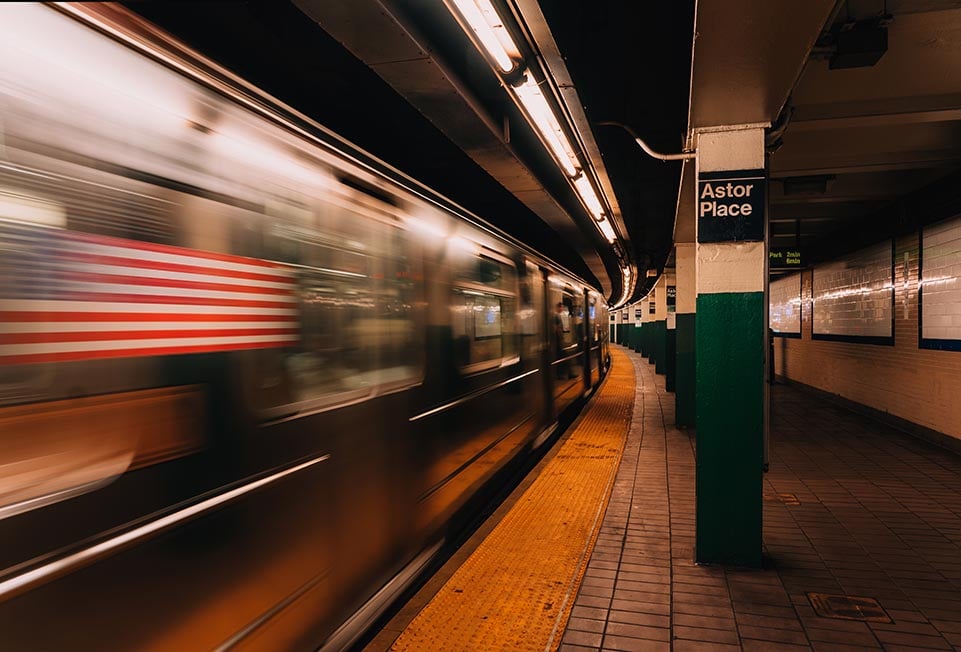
[[0, 4, 610, 650]]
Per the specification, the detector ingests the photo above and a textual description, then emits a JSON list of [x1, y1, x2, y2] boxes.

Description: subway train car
[[0, 4, 610, 650]]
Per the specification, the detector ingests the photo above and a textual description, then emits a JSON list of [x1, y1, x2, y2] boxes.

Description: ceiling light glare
[[446, 0, 521, 73], [573, 173, 605, 221], [598, 219, 617, 243], [514, 77, 580, 177]]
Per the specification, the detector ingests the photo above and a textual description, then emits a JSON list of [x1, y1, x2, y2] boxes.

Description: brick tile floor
[[561, 348, 961, 651]]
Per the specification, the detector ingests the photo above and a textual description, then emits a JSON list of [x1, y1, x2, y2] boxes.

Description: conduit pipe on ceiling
[[597, 121, 696, 161]]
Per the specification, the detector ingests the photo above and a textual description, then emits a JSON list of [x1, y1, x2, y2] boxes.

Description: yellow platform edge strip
[[391, 348, 636, 652]]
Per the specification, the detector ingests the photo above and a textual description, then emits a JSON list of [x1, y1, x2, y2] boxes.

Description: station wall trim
[[810, 240, 895, 347], [770, 273, 801, 338], [919, 214, 961, 353]]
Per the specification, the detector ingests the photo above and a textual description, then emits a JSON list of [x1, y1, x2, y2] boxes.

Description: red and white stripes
[[1, 232, 299, 365]]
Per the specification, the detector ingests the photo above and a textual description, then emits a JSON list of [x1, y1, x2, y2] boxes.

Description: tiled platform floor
[[562, 347, 961, 652]]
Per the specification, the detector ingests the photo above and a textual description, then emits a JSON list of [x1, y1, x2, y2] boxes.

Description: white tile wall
[[922, 216, 961, 342], [770, 274, 801, 334], [775, 233, 961, 441], [813, 242, 893, 338]]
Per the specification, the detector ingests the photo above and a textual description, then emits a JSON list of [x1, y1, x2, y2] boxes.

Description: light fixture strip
[[445, 0, 626, 295], [597, 219, 617, 243], [445, 0, 520, 73], [572, 173, 606, 221], [513, 78, 581, 177], [477, 2, 521, 64]]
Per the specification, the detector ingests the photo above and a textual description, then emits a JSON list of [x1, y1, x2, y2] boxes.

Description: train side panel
[[0, 4, 609, 649]]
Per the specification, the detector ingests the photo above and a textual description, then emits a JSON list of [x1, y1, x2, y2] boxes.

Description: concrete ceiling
[[291, 0, 622, 298], [80, 0, 961, 301], [770, 2, 961, 262], [674, 0, 961, 277], [688, 0, 836, 130], [124, 1, 694, 305]]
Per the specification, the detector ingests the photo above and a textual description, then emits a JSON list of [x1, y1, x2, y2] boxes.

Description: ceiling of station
[[119, 1, 961, 295], [678, 0, 961, 277], [688, 0, 836, 130], [290, 0, 622, 296], [122, 1, 694, 303], [769, 1, 961, 266]]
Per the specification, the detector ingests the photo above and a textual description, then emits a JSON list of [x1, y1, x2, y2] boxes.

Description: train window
[[551, 293, 576, 349], [250, 196, 422, 418], [451, 254, 518, 373], [456, 254, 515, 292], [518, 261, 542, 359], [0, 191, 65, 402], [549, 283, 586, 352], [573, 294, 586, 345], [548, 282, 585, 381], [0, 161, 177, 245]]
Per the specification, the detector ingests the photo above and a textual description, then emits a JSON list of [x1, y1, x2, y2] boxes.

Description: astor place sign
[[697, 169, 766, 243]]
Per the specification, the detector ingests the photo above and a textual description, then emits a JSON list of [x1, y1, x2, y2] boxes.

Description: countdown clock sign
[[697, 169, 765, 243]]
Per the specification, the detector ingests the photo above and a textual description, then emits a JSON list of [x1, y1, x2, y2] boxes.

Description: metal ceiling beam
[[771, 201, 890, 219], [792, 108, 961, 131], [792, 92, 961, 132], [770, 193, 899, 204], [772, 148, 961, 177], [770, 217, 835, 223]]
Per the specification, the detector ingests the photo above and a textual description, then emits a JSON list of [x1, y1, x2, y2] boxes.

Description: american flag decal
[[1, 227, 300, 365]]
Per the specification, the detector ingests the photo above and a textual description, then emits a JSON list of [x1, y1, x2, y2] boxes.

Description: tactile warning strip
[[391, 347, 636, 652]]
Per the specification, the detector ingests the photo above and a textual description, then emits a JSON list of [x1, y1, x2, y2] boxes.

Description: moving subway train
[[0, 4, 610, 650]]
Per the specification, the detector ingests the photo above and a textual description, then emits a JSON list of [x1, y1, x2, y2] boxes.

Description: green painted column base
[[675, 313, 695, 426], [695, 292, 764, 568], [646, 322, 655, 365], [638, 323, 646, 356], [665, 326, 677, 391], [654, 320, 667, 375]]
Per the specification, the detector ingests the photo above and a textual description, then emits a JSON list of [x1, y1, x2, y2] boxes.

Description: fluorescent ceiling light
[[514, 77, 580, 177], [446, 0, 521, 73], [573, 173, 605, 221], [597, 219, 617, 243]]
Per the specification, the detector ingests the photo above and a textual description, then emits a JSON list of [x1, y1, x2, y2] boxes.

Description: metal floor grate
[[808, 592, 893, 623]]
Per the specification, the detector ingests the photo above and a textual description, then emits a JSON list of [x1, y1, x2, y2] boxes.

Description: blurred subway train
[[0, 4, 610, 650]]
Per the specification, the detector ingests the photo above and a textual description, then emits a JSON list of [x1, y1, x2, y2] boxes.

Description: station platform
[[365, 346, 961, 652]]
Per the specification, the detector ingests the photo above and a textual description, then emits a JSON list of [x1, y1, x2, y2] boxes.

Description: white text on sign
[[700, 182, 756, 217]]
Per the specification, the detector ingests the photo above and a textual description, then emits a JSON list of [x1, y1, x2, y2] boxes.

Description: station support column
[[624, 303, 631, 349], [634, 297, 649, 357], [675, 243, 696, 426], [664, 269, 677, 391], [632, 303, 642, 353], [695, 126, 766, 567], [644, 292, 657, 364], [653, 275, 668, 374]]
